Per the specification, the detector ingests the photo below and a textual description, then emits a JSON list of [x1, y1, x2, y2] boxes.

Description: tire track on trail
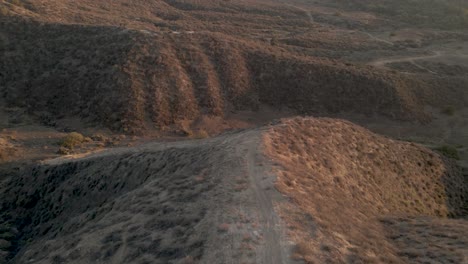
[[234, 130, 299, 264]]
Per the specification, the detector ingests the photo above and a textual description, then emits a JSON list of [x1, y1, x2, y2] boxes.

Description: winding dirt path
[[284, 3, 314, 24], [42, 129, 298, 263], [369, 51, 442, 74], [369, 51, 442, 67], [362, 31, 394, 46]]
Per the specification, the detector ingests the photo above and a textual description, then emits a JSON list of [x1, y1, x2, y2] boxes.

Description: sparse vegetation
[[0, 6, 8, 16], [59, 132, 86, 149], [57, 146, 71, 155], [91, 133, 108, 142], [330, 0, 468, 29], [1, 0, 468, 263], [265, 118, 468, 263], [436, 145, 460, 160], [0, 138, 17, 162], [191, 129, 209, 139]]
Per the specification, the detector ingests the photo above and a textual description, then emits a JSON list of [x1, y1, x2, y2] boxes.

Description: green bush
[[436, 145, 460, 160], [60, 132, 85, 149]]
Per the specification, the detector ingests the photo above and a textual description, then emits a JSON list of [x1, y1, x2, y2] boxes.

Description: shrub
[[57, 147, 71, 155], [60, 132, 85, 149], [192, 129, 209, 139], [8, 0, 23, 7], [441, 106, 455, 116], [91, 133, 109, 142], [436, 145, 460, 160], [0, 6, 8, 16]]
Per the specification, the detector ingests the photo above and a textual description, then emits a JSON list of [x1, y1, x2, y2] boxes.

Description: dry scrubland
[[0, 0, 468, 263], [1, 0, 467, 133], [0, 129, 290, 264], [0, 118, 466, 263], [264, 118, 468, 263], [0, 18, 433, 133]]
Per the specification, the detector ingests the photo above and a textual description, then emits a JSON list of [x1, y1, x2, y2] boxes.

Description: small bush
[[91, 133, 109, 142], [0, 6, 8, 16], [441, 106, 455, 116], [60, 132, 85, 149], [57, 147, 71, 155], [436, 145, 460, 160], [192, 129, 209, 139]]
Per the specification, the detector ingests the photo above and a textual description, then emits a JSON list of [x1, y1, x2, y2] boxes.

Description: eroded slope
[[2, 0, 465, 134], [0, 118, 467, 263], [263, 117, 468, 263], [0, 130, 293, 264]]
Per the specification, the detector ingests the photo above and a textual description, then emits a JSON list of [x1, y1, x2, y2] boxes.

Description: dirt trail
[[362, 31, 394, 46], [234, 130, 297, 264], [7, 129, 298, 264], [284, 3, 314, 24], [369, 51, 442, 74]]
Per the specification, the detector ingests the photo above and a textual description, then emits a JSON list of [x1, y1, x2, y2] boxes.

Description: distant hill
[[0, 0, 467, 134]]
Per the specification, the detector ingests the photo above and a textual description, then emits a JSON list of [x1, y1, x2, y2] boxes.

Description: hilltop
[[0, 118, 466, 263]]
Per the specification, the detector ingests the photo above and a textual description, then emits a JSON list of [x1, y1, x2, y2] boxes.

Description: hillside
[[1, 1, 468, 263], [324, 0, 468, 29], [1, 0, 467, 134], [0, 118, 466, 263], [264, 117, 468, 263]]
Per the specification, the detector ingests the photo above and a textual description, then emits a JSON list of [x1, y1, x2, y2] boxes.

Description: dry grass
[[59, 132, 86, 149], [263, 117, 467, 263], [0, 6, 8, 16], [2, 0, 462, 134], [191, 129, 209, 139], [0, 138, 17, 162]]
